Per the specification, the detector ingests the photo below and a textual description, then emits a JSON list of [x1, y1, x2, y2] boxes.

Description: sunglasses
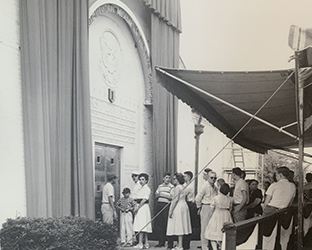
[[210, 177, 217, 180]]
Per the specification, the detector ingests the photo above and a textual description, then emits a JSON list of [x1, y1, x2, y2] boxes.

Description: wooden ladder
[[231, 141, 245, 170]]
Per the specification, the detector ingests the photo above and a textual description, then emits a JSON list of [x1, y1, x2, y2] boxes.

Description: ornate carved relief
[[90, 96, 136, 145], [89, 4, 153, 104], [99, 30, 122, 88]]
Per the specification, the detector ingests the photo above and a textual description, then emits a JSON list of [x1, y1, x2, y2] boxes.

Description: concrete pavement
[[117, 240, 201, 250]]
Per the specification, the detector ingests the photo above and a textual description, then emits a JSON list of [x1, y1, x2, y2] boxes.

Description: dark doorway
[[94, 143, 121, 220]]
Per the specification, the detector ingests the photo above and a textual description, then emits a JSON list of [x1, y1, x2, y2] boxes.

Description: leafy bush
[[0, 216, 118, 250]]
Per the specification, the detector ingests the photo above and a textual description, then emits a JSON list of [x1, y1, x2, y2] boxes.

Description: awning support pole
[[295, 50, 304, 250], [194, 115, 203, 194], [156, 67, 298, 141]]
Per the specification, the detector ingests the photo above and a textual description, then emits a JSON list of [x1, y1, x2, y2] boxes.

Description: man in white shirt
[[195, 170, 218, 250], [102, 173, 118, 224], [131, 171, 141, 201], [262, 166, 296, 215], [232, 167, 248, 222]]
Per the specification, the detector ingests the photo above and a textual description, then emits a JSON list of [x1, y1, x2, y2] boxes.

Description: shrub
[[0, 216, 118, 250]]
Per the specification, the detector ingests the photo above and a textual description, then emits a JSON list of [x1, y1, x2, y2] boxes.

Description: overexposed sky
[[180, 0, 312, 71]]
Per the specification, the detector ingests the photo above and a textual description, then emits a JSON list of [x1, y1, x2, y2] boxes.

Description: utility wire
[[120, 71, 294, 249]]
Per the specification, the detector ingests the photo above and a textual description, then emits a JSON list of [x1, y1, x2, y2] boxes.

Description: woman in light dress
[[166, 172, 192, 250], [205, 183, 233, 250], [133, 173, 152, 249]]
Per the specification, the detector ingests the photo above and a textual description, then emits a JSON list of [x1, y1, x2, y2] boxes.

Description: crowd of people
[[101, 165, 298, 250]]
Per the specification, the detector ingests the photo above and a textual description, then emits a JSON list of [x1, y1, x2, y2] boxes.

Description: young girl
[[205, 183, 233, 250], [133, 173, 152, 249]]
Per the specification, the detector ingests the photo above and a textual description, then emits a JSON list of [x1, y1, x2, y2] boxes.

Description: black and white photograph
[[1, 0, 312, 249]]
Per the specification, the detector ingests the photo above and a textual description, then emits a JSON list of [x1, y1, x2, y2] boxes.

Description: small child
[[205, 183, 233, 250], [116, 187, 137, 247]]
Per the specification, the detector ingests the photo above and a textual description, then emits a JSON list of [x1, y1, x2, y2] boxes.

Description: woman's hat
[[131, 171, 140, 176]]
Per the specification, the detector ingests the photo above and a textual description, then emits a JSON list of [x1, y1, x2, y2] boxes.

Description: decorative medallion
[[89, 4, 153, 104], [99, 30, 122, 88]]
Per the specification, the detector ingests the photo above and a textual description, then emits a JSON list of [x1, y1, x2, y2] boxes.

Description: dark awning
[[156, 67, 312, 154]]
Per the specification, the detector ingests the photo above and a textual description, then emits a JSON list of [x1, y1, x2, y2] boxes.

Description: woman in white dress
[[205, 183, 233, 250], [133, 173, 152, 249], [167, 173, 192, 250]]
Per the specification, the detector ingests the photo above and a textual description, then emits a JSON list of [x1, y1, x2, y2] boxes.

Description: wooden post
[[261, 154, 264, 188], [256, 222, 263, 249], [295, 50, 304, 250], [224, 225, 237, 250]]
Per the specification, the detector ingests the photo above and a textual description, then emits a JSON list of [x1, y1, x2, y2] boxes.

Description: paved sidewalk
[[117, 240, 201, 250]]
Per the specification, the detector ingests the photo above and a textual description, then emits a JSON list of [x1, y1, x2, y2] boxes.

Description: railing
[[223, 206, 300, 250]]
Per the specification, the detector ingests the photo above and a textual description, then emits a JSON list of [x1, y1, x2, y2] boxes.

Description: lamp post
[[192, 110, 204, 194]]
